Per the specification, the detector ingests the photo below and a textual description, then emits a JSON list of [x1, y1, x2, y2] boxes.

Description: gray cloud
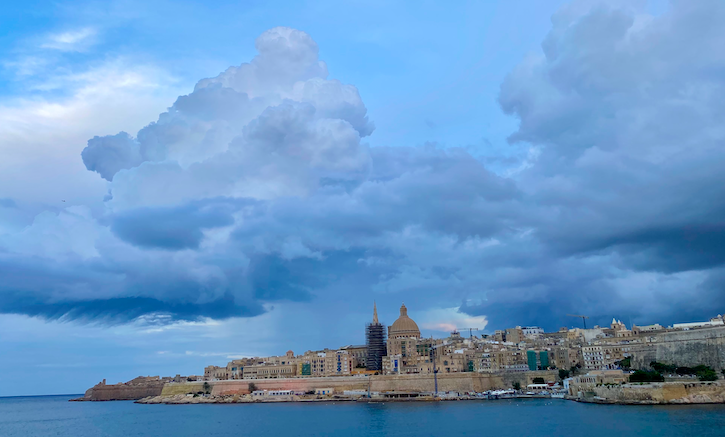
[[81, 132, 143, 181], [5, 5, 725, 331], [110, 199, 245, 250]]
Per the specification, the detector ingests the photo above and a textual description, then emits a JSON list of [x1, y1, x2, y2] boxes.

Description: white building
[[672, 318, 724, 330], [522, 327, 544, 338]]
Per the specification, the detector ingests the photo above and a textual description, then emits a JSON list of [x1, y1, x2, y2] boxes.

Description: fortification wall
[[495, 370, 559, 388], [370, 373, 475, 393], [84, 383, 164, 401], [585, 382, 725, 404], [160, 371, 561, 397], [368, 370, 558, 393], [162, 376, 370, 396], [631, 326, 725, 370], [97, 370, 562, 400]]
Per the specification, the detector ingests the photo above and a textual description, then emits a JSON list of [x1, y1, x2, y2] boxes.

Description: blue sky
[[2, 0, 724, 396]]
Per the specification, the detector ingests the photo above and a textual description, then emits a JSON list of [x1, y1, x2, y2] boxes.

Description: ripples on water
[[1, 395, 724, 437]]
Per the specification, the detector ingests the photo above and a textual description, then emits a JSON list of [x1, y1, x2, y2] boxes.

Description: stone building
[[204, 365, 228, 381], [242, 363, 298, 379], [384, 303, 422, 374], [324, 350, 354, 376], [505, 327, 524, 344], [340, 344, 368, 368], [522, 326, 544, 338]]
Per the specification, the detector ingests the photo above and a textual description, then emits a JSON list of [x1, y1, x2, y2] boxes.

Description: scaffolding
[[365, 322, 386, 371]]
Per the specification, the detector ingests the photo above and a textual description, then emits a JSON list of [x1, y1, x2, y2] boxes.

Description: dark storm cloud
[[0, 292, 260, 324], [110, 199, 244, 250], [4, 5, 725, 330], [478, 0, 725, 328]]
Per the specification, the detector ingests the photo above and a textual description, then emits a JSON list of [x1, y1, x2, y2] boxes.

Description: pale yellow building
[[384, 303, 423, 374]]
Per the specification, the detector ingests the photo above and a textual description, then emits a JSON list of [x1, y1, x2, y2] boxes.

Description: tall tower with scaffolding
[[365, 302, 386, 372]]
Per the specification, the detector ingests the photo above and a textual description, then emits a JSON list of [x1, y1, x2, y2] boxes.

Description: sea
[[1, 395, 724, 436]]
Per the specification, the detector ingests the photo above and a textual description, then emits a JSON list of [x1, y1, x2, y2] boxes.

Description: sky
[[1, 0, 723, 396]]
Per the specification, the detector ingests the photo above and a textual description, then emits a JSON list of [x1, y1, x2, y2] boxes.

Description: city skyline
[[199, 301, 723, 375]]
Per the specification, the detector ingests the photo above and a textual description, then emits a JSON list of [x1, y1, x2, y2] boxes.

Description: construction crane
[[567, 314, 590, 329], [459, 327, 480, 339]]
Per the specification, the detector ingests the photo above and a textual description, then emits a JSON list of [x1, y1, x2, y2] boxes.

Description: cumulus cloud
[[4, 6, 725, 331], [82, 132, 143, 181]]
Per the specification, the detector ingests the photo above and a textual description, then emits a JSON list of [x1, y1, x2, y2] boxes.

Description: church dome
[[389, 303, 421, 339]]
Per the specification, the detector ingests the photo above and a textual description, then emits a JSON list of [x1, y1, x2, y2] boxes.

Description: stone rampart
[[159, 370, 560, 397], [631, 326, 725, 370], [583, 381, 725, 404], [370, 373, 475, 393], [83, 382, 165, 401], [86, 370, 562, 400], [163, 376, 371, 396]]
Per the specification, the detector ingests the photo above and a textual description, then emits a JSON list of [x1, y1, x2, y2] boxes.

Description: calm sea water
[[1, 395, 724, 437]]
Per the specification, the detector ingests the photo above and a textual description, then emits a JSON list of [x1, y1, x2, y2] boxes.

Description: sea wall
[[162, 376, 370, 396], [160, 371, 559, 397], [370, 373, 475, 393], [631, 326, 725, 370], [369, 371, 557, 393], [580, 382, 725, 404]]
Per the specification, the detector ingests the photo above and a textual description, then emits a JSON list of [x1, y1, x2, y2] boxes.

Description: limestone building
[[384, 303, 422, 374]]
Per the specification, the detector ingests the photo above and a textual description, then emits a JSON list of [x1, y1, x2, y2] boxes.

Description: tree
[[532, 377, 546, 384], [512, 381, 521, 391], [248, 382, 258, 393], [203, 382, 211, 394], [697, 369, 718, 381], [616, 357, 631, 370], [629, 370, 664, 383], [559, 369, 570, 380], [570, 365, 581, 376], [650, 361, 676, 374]]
